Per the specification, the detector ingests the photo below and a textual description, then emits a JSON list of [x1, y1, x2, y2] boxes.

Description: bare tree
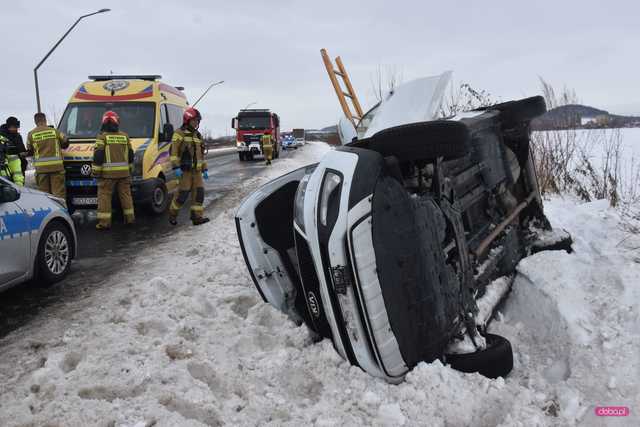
[[439, 82, 495, 118], [370, 65, 403, 103]]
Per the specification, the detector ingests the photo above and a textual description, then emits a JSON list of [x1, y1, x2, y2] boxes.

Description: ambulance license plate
[[73, 197, 98, 205]]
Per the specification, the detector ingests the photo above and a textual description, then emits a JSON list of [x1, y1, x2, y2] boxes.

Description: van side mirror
[[0, 184, 20, 203], [231, 117, 238, 129], [162, 123, 174, 142]]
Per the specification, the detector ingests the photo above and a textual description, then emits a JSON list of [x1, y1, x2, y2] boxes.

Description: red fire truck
[[232, 109, 281, 161]]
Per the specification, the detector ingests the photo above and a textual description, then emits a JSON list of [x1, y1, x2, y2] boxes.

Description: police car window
[[59, 103, 156, 139]]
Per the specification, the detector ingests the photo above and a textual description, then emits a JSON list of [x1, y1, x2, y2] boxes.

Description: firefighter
[[168, 107, 210, 226], [261, 132, 273, 165], [92, 111, 135, 230], [26, 113, 69, 199], [0, 133, 25, 185], [0, 116, 28, 174]]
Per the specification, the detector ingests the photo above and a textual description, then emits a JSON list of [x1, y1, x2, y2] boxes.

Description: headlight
[[294, 165, 318, 233], [320, 172, 342, 226], [133, 151, 144, 177], [47, 195, 67, 209]]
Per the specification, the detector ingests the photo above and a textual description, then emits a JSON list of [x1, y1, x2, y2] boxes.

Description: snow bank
[[0, 142, 638, 426]]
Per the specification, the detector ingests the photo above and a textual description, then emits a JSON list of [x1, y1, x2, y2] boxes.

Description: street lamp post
[[34, 8, 111, 113], [192, 80, 225, 107], [243, 101, 257, 110]]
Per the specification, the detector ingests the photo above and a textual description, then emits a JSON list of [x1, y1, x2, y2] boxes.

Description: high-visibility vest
[[171, 128, 207, 172], [93, 131, 133, 179], [0, 135, 24, 186], [27, 126, 67, 173]]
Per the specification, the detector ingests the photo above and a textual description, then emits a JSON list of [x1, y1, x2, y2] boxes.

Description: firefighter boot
[[192, 216, 210, 226]]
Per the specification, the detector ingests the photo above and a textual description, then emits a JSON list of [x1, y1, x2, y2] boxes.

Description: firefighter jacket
[[171, 128, 207, 173], [0, 134, 24, 185], [261, 134, 273, 149], [92, 131, 134, 179], [27, 126, 69, 173]]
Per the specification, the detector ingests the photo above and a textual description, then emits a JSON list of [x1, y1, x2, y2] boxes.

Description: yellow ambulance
[[57, 75, 188, 214]]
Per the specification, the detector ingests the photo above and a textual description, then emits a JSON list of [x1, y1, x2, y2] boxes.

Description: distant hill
[[321, 125, 338, 132], [532, 104, 640, 130]]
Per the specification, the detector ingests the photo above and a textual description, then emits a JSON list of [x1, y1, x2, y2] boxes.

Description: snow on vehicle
[[0, 177, 78, 291], [236, 68, 571, 382], [232, 109, 281, 161]]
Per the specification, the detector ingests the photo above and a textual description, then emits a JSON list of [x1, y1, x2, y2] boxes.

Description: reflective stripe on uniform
[[102, 161, 129, 171], [105, 135, 128, 144], [31, 129, 57, 141], [96, 212, 112, 219], [33, 155, 63, 164], [190, 205, 204, 212], [122, 208, 135, 215]]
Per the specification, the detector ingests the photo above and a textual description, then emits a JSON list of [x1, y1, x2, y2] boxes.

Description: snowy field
[[0, 141, 638, 426]]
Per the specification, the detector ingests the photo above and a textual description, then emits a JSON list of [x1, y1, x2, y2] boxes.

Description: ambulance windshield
[[59, 102, 156, 139]]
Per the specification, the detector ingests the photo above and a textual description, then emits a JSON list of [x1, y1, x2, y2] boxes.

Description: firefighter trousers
[[169, 170, 204, 219], [97, 177, 135, 227], [263, 145, 273, 165], [36, 171, 66, 199]]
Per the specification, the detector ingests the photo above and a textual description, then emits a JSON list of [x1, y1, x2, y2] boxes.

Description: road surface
[[0, 149, 300, 339]]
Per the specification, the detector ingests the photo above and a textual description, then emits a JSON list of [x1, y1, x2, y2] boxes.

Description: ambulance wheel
[[445, 333, 514, 378], [36, 221, 72, 285], [147, 179, 169, 215]]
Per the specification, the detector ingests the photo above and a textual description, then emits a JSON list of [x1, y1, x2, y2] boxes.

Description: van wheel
[[36, 221, 72, 285], [147, 178, 169, 215], [445, 333, 514, 378]]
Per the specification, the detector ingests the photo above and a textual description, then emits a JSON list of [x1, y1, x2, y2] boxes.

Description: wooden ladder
[[320, 48, 364, 128]]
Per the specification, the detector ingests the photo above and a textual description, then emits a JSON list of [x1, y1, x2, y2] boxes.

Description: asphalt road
[[0, 148, 299, 339]]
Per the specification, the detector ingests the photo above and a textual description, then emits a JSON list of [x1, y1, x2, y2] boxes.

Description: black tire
[[485, 96, 547, 129], [36, 221, 73, 285], [446, 333, 513, 378], [147, 178, 169, 215], [239, 152, 245, 161], [367, 120, 471, 161]]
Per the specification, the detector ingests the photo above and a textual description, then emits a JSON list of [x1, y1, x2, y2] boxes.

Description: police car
[[1, 177, 77, 291]]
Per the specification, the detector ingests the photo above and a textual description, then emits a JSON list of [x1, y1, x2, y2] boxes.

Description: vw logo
[[80, 164, 92, 176], [307, 292, 320, 318], [103, 80, 129, 92]]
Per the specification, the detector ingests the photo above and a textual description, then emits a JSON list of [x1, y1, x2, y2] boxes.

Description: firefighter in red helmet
[[168, 107, 210, 226], [92, 111, 135, 230]]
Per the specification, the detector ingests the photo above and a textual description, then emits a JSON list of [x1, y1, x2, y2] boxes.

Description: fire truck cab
[[232, 109, 281, 161]]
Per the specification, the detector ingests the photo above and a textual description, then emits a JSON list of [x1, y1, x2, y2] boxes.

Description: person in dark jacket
[[0, 117, 28, 174]]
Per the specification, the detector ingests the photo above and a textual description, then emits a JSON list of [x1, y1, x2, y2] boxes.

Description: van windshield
[[58, 102, 155, 139]]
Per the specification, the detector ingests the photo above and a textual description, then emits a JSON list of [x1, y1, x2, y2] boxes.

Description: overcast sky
[[1, 0, 638, 136]]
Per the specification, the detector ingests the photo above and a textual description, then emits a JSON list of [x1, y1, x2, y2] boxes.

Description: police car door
[[0, 180, 30, 285]]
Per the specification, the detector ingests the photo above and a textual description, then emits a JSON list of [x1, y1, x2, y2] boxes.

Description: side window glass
[[166, 105, 184, 129]]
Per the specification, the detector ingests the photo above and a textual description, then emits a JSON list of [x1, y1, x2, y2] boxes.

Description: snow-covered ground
[[0, 141, 638, 426]]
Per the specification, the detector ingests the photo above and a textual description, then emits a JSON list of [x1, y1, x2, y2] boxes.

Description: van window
[[59, 102, 156, 139], [166, 104, 184, 129]]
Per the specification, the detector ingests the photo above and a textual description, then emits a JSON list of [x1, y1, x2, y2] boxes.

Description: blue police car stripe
[[0, 208, 52, 240]]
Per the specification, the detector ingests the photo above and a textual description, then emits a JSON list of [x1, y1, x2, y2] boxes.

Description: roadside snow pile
[[0, 142, 638, 426]]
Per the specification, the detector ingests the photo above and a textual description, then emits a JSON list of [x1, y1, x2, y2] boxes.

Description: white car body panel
[[0, 178, 78, 292], [364, 71, 452, 137]]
